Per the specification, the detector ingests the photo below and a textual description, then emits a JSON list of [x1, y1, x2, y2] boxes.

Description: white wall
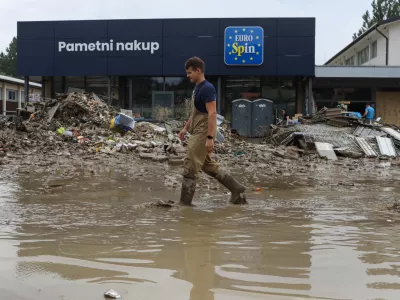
[[326, 21, 400, 66], [388, 22, 400, 65], [366, 35, 386, 66]]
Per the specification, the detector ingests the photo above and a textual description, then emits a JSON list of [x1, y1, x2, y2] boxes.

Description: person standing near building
[[280, 109, 290, 125], [178, 57, 246, 206], [362, 103, 375, 125]]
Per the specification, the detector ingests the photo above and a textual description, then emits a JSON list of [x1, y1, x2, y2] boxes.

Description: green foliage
[[0, 37, 17, 77], [353, 0, 400, 39]]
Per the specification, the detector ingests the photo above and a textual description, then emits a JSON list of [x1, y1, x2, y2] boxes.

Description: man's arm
[[205, 101, 217, 153], [183, 112, 194, 131], [206, 101, 217, 137], [179, 108, 194, 140], [362, 109, 367, 117]]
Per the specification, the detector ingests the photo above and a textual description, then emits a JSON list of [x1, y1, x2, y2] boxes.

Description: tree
[[353, 0, 400, 40], [0, 37, 18, 77]]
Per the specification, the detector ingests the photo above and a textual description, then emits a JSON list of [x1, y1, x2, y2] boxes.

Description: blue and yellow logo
[[224, 26, 264, 66]]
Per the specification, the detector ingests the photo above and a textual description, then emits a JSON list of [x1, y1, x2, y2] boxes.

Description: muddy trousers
[[180, 133, 246, 206]]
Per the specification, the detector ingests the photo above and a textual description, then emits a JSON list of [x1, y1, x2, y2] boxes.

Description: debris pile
[[28, 92, 117, 129], [1, 95, 399, 166], [301, 107, 361, 127], [267, 121, 400, 161], [0, 92, 191, 163]]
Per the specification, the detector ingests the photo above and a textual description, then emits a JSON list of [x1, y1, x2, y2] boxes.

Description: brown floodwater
[[0, 163, 400, 300]]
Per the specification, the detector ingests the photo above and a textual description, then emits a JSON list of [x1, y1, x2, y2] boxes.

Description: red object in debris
[[255, 188, 262, 192]]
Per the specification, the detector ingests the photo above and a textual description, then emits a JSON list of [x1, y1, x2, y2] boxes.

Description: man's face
[[186, 67, 201, 83]]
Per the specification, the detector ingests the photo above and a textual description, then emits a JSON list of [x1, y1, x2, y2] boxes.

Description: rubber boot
[[179, 177, 196, 206], [214, 169, 247, 204]]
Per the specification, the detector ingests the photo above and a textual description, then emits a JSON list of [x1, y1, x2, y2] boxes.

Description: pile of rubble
[[2, 94, 399, 165], [0, 92, 191, 163], [267, 121, 400, 161], [301, 107, 361, 127], [26, 92, 117, 129]]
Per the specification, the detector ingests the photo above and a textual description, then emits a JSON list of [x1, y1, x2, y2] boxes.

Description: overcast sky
[[0, 0, 371, 65]]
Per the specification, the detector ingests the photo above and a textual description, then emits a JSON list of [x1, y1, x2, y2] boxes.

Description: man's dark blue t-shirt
[[193, 80, 216, 113]]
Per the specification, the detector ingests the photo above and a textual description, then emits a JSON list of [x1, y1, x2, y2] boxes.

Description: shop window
[[260, 76, 296, 116], [7, 89, 17, 101], [345, 56, 355, 66], [225, 76, 260, 100], [132, 77, 163, 117], [86, 76, 108, 97], [0, 88, 2, 100], [261, 77, 295, 103], [164, 77, 192, 106], [371, 41, 377, 59], [357, 46, 369, 65], [221, 76, 260, 120], [54, 77, 64, 94], [109, 76, 120, 106], [164, 76, 218, 105], [65, 76, 85, 92]]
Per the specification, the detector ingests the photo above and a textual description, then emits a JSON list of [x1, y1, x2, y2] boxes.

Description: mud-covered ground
[[0, 151, 400, 300]]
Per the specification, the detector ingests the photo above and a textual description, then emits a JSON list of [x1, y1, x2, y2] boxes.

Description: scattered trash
[[104, 289, 121, 299]]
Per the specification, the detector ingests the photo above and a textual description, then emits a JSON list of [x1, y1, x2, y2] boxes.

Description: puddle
[[0, 166, 399, 300]]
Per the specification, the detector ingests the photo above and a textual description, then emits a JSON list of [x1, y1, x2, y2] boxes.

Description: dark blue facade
[[17, 18, 315, 77]]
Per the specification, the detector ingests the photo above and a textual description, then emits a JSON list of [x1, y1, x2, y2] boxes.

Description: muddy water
[[1, 164, 400, 300]]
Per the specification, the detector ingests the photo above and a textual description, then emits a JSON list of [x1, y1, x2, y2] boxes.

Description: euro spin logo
[[224, 26, 264, 66]]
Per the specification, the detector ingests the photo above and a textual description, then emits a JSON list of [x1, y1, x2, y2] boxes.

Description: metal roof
[[325, 17, 400, 65], [376, 137, 397, 157], [0, 74, 41, 88]]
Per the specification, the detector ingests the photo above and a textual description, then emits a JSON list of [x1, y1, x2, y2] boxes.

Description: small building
[[16, 18, 316, 121], [0, 74, 42, 115], [314, 17, 400, 126]]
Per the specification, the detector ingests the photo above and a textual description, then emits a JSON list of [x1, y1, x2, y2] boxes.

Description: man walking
[[178, 57, 246, 206], [362, 103, 375, 125]]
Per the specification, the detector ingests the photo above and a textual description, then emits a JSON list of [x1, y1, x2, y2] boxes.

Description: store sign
[[224, 26, 264, 66], [58, 40, 160, 54]]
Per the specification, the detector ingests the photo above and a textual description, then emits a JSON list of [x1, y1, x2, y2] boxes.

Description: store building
[[17, 18, 315, 120], [313, 17, 400, 126]]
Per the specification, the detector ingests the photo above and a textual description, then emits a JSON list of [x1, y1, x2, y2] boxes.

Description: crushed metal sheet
[[355, 137, 377, 157], [381, 127, 400, 142], [46, 102, 61, 123], [280, 132, 296, 146], [353, 126, 365, 136], [353, 126, 386, 137], [376, 137, 397, 157], [315, 142, 337, 160]]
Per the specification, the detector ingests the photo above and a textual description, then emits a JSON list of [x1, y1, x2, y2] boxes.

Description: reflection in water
[[0, 169, 399, 299]]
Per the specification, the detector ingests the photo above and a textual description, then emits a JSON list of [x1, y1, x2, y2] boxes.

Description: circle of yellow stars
[[227, 28, 262, 63]]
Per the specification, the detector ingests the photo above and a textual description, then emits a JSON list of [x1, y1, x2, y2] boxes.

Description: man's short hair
[[185, 56, 205, 73], [366, 103, 371, 106]]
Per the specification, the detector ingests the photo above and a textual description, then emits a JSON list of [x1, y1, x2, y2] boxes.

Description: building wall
[[388, 22, 400, 65], [367, 35, 386, 66], [0, 79, 41, 114], [326, 21, 400, 66], [376, 91, 400, 126]]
